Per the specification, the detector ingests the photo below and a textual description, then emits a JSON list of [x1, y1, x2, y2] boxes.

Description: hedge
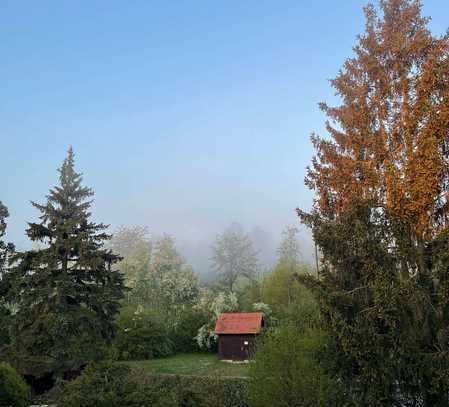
[[58, 361, 249, 407], [137, 373, 250, 407], [59, 362, 170, 407]]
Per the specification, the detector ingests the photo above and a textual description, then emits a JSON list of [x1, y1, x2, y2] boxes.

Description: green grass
[[121, 353, 249, 377]]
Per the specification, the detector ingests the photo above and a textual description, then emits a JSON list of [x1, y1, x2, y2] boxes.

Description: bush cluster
[[114, 307, 175, 360], [114, 306, 208, 361], [0, 362, 30, 407], [249, 324, 348, 407], [170, 308, 209, 353]]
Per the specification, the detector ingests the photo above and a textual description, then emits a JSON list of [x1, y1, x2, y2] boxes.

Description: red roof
[[214, 312, 263, 335]]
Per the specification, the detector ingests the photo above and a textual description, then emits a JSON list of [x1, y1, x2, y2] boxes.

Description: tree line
[[2, 0, 449, 405], [0, 147, 309, 398]]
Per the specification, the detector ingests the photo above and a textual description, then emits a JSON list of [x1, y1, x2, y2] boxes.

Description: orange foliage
[[307, 0, 449, 240]]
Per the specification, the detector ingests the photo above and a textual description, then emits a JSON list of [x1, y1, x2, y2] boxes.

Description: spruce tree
[[8, 148, 125, 375]]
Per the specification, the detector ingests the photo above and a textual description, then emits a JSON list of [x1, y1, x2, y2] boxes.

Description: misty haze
[[1, 1, 449, 406]]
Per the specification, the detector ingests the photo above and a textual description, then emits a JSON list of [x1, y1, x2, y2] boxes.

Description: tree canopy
[[307, 0, 449, 241], [211, 223, 258, 292], [111, 225, 152, 289], [277, 225, 301, 265]]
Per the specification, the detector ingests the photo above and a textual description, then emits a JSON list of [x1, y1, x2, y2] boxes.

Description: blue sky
[[1, 1, 448, 271]]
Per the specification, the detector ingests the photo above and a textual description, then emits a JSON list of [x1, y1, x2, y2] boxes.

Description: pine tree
[[7, 148, 125, 375]]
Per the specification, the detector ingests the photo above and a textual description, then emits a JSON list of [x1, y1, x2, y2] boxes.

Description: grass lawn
[[121, 353, 250, 377]]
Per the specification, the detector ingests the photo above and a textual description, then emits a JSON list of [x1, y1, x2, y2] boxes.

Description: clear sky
[[1, 1, 448, 273]]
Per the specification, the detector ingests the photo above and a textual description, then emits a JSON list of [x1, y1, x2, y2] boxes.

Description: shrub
[[282, 285, 320, 332], [0, 362, 30, 407], [249, 324, 348, 407], [114, 306, 174, 360], [59, 361, 175, 407], [170, 308, 209, 353], [140, 374, 250, 407]]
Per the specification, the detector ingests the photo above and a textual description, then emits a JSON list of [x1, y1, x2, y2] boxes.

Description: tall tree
[[277, 225, 301, 264], [111, 225, 151, 260], [151, 234, 198, 308], [211, 223, 258, 292], [6, 148, 125, 376], [111, 225, 152, 288], [151, 234, 184, 273], [307, 0, 449, 247], [126, 233, 199, 310], [299, 1, 449, 405]]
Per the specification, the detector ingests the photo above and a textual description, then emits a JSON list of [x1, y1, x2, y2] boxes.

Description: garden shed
[[214, 312, 263, 361]]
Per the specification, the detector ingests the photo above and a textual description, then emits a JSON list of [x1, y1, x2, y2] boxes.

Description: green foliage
[[236, 278, 263, 311], [140, 374, 250, 407], [300, 200, 449, 405], [59, 361, 249, 407], [261, 260, 319, 327], [114, 300, 209, 360], [112, 226, 205, 357], [116, 230, 200, 315], [4, 148, 126, 376], [59, 361, 174, 407], [195, 290, 238, 350], [170, 308, 209, 353], [111, 225, 152, 289], [0, 306, 11, 348], [0, 362, 30, 407], [249, 324, 347, 407], [300, 0, 449, 404], [115, 306, 175, 360]]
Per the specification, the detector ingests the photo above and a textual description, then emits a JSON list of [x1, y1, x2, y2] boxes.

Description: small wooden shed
[[214, 312, 264, 361]]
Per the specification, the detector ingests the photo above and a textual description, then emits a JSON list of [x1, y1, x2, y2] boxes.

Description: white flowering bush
[[252, 302, 276, 327], [111, 231, 208, 355], [195, 291, 239, 350], [252, 302, 272, 317], [159, 266, 199, 307], [212, 291, 238, 317], [195, 324, 217, 349]]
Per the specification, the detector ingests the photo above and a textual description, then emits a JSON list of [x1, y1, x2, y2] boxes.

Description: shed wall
[[218, 334, 257, 361]]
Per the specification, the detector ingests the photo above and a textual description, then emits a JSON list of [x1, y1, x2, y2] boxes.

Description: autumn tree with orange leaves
[[307, 0, 449, 242], [298, 1, 449, 405]]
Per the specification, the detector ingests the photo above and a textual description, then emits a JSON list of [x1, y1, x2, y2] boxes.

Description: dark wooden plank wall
[[218, 334, 257, 360]]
